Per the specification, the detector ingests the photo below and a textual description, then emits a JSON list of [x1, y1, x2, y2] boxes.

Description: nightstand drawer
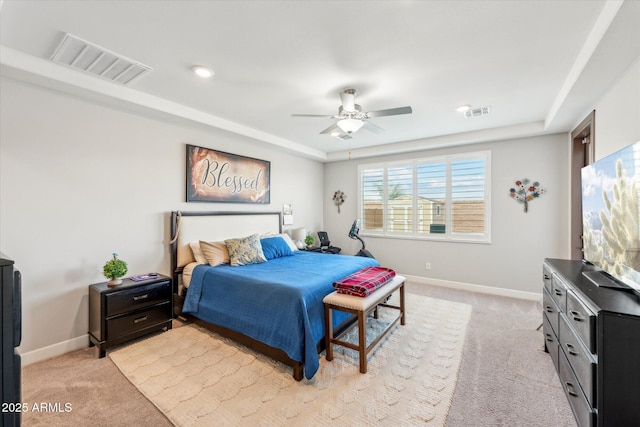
[[106, 303, 170, 340], [106, 280, 171, 317]]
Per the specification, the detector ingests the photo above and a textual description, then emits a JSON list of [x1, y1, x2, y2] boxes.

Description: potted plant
[[304, 234, 315, 249], [103, 253, 128, 286]]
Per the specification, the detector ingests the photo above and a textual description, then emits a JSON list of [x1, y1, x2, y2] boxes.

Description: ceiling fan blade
[[319, 124, 353, 140], [335, 133, 353, 141], [363, 121, 385, 134], [291, 113, 335, 118], [320, 123, 340, 134], [339, 89, 357, 112], [366, 106, 413, 118]]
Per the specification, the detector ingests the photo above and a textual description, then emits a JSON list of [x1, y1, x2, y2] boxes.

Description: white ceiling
[[1, 1, 638, 161]]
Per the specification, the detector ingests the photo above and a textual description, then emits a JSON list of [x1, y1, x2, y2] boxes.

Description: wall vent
[[50, 33, 152, 85], [464, 106, 491, 118]]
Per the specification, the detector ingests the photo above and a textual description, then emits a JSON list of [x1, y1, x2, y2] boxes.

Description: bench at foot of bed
[[323, 275, 406, 373]]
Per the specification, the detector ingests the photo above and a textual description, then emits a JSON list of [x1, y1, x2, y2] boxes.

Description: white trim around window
[[357, 150, 491, 243]]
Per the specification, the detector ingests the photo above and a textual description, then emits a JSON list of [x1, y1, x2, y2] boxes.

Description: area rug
[[110, 295, 471, 426]]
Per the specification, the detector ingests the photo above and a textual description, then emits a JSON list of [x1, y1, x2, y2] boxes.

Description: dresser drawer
[[551, 275, 567, 312], [566, 290, 596, 354], [559, 314, 596, 407], [543, 312, 559, 371], [543, 287, 560, 335], [106, 280, 171, 317], [559, 349, 595, 427], [543, 264, 553, 293], [106, 303, 171, 340]]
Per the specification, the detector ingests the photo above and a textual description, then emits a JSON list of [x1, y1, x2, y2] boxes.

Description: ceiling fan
[[292, 89, 412, 140]]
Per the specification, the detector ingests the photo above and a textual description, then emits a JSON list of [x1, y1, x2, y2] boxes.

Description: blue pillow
[[260, 236, 294, 260]]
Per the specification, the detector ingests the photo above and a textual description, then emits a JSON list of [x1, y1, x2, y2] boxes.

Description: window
[[358, 151, 490, 243]]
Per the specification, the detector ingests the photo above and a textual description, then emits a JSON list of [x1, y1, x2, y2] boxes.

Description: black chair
[[317, 231, 341, 254]]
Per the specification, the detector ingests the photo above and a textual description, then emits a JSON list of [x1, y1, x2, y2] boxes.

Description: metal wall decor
[[509, 178, 544, 213]]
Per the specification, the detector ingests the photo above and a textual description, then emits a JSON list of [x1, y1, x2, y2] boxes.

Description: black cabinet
[[543, 258, 640, 427], [89, 276, 172, 357], [1, 254, 21, 427]]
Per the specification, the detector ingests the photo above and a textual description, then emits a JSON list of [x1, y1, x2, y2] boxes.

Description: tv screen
[[581, 141, 640, 292]]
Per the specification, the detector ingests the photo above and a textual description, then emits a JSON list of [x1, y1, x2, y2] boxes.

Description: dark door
[[570, 111, 595, 260]]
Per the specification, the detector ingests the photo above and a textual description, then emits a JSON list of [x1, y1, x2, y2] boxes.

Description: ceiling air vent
[[464, 106, 491, 118], [50, 33, 152, 85]]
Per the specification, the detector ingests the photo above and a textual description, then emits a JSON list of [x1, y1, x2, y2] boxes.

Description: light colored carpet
[[110, 295, 471, 426]]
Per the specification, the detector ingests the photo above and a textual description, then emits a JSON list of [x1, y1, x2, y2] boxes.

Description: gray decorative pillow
[[224, 234, 267, 266]]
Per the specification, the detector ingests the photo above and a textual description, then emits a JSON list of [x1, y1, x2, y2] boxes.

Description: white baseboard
[[19, 275, 539, 365], [19, 334, 89, 366], [403, 274, 542, 301]]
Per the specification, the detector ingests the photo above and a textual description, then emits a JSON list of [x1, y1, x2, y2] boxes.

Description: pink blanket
[[333, 266, 396, 297]]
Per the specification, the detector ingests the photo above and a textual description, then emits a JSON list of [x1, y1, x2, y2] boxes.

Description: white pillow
[[189, 241, 207, 264], [278, 233, 298, 251]]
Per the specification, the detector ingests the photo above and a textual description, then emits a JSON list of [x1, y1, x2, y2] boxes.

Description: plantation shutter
[[386, 164, 413, 234], [451, 158, 486, 235], [360, 167, 384, 233], [417, 161, 447, 235]]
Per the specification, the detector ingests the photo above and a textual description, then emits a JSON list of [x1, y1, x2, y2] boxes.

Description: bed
[[170, 211, 379, 380]]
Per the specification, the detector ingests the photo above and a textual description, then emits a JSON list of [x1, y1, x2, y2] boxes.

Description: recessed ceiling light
[[456, 104, 471, 113], [192, 65, 213, 78]]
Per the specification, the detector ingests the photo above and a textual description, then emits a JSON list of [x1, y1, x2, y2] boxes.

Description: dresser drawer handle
[[133, 316, 148, 324], [543, 274, 550, 280], [545, 305, 554, 313], [569, 310, 583, 322], [565, 343, 578, 356], [554, 289, 563, 296], [565, 382, 578, 397], [545, 333, 554, 343], [133, 294, 149, 301]]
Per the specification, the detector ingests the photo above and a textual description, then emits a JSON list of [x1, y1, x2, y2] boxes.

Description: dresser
[[543, 258, 640, 427], [1, 254, 21, 427], [89, 275, 172, 357]]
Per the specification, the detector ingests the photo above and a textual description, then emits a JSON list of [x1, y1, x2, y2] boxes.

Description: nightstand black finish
[[88, 275, 172, 357]]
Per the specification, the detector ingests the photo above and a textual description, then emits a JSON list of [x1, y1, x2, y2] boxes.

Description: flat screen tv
[[581, 141, 640, 292]]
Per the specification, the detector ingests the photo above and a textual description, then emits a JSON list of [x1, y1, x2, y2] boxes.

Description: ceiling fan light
[[337, 118, 364, 134]]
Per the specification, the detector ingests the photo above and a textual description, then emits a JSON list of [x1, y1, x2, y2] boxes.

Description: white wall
[[2, 55, 636, 362], [592, 56, 640, 159], [323, 134, 570, 295], [0, 77, 324, 360]]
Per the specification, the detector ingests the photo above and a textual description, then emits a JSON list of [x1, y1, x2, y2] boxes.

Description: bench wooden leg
[[358, 311, 367, 373], [325, 304, 334, 361], [400, 282, 406, 325]]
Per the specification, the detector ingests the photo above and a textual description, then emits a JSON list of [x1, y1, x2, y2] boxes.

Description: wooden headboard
[[170, 211, 282, 292]]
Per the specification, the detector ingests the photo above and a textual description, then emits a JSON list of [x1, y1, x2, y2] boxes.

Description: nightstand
[[88, 275, 172, 357]]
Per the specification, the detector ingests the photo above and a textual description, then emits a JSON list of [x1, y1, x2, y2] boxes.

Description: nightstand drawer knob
[[133, 316, 148, 324], [133, 294, 149, 301]]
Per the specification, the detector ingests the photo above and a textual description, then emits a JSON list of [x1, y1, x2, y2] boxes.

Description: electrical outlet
[[425, 262, 431, 270]]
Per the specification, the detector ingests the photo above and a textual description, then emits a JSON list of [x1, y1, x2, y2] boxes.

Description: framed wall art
[[186, 144, 270, 203]]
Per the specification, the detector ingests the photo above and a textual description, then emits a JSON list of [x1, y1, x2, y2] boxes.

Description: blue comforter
[[182, 251, 379, 379]]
